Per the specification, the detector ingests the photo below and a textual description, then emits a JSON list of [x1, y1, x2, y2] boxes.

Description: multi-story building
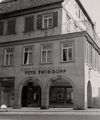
[[0, 0, 100, 110]]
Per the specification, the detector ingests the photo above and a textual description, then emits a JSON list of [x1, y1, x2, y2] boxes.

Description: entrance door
[[49, 86, 73, 107], [22, 82, 41, 107]]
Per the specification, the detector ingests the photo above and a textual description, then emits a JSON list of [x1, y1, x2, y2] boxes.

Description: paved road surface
[[0, 108, 100, 120]]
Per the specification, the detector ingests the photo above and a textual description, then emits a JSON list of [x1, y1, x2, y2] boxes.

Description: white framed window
[[42, 14, 53, 29], [41, 44, 52, 63], [23, 46, 33, 65], [62, 42, 73, 62], [4, 48, 14, 66]]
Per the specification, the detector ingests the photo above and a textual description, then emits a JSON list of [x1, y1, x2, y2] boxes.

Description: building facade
[[0, 0, 100, 109]]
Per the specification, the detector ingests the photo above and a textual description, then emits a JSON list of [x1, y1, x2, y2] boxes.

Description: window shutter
[[37, 15, 42, 30], [53, 12, 58, 27], [24, 16, 34, 32], [0, 21, 4, 35], [7, 19, 16, 34]]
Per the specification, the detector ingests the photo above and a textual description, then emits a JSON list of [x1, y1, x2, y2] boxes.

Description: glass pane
[[44, 19, 47, 28], [66, 88, 73, 104], [25, 47, 32, 52], [68, 48, 72, 61], [24, 52, 28, 64], [6, 48, 14, 53], [63, 43, 72, 48], [9, 54, 13, 65], [5, 55, 9, 65], [48, 18, 53, 27], [42, 51, 46, 63], [43, 45, 51, 50], [29, 52, 32, 64], [63, 49, 67, 61], [47, 50, 51, 63]]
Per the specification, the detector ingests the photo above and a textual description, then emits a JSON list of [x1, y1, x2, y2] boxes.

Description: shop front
[[49, 78, 73, 108], [0, 77, 15, 107]]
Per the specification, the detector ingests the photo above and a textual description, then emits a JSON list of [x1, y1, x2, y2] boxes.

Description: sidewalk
[[0, 108, 100, 114]]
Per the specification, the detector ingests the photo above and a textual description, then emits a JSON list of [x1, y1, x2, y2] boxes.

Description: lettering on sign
[[20, 66, 66, 75]]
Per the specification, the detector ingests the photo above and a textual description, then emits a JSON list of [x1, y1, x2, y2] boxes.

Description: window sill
[[39, 62, 53, 65], [6, 33, 16, 35], [23, 30, 34, 34], [21, 63, 33, 66], [2, 65, 14, 67], [60, 61, 74, 63]]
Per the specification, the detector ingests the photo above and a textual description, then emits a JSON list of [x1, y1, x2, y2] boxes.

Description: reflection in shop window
[[4, 48, 14, 66], [23, 46, 33, 65]]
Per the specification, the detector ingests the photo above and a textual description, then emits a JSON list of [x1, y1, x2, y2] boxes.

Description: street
[[0, 108, 100, 120]]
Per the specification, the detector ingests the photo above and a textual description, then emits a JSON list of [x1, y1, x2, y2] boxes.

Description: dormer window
[[43, 14, 53, 29], [37, 12, 58, 30], [7, 19, 16, 35], [0, 21, 4, 35]]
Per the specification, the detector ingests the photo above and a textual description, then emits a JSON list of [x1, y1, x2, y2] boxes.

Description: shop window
[[24, 16, 34, 32], [23, 46, 33, 65], [0, 21, 4, 35], [37, 12, 58, 30], [41, 44, 52, 63], [7, 19, 16, 35], [4, 48, 14, 66], [62, 42, 73, 62]]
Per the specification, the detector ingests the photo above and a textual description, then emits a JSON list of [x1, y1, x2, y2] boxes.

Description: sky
[[80, 0, 100, 34], [0, 0, 100, 34]]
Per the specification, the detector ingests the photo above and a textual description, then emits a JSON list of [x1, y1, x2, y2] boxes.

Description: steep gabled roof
[[0, 0, 63, 14]]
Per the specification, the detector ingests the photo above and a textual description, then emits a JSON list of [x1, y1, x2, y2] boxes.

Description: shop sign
[[20, 66, 66, 75]]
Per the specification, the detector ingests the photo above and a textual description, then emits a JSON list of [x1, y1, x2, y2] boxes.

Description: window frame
[[24, 15, 34, 33], [41, 44, 52, 64], [42, 14, 53, 29], [4, 48, 14, 66], [23, 46, 33, 65], [6, 19, 16, 35], [61, 42, 74, 63]]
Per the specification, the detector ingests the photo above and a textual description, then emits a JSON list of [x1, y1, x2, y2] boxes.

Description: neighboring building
[[0, 0, 100, 109]]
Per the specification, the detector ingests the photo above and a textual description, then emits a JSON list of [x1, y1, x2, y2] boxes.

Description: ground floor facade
[[0, 73, 93, 110]]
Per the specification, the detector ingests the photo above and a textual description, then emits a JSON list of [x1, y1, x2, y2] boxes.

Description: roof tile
[[0, 0, 63, 14]]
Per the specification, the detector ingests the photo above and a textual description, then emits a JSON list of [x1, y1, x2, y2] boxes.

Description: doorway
[[21, 82, 41, 107]]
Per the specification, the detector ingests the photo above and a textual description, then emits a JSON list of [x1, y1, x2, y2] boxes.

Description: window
[[0, 21, 4, 35], [43, 14, 53, 29], [92, 47, 96, 68], [24, 16, 34, 32], [7, 19, 16, 34], [37, 12, 58, 30], [41, 44, 52, 63], [23, 46, 33, 65], [4, 48, 14, 66], [62, 42, 73, 62]]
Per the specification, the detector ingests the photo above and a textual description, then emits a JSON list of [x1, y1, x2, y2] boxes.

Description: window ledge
[[60, 61, 74, 63], [39, 62, 53, 65], [21, 63, 33, 66], [2, 65, 14, 67]]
